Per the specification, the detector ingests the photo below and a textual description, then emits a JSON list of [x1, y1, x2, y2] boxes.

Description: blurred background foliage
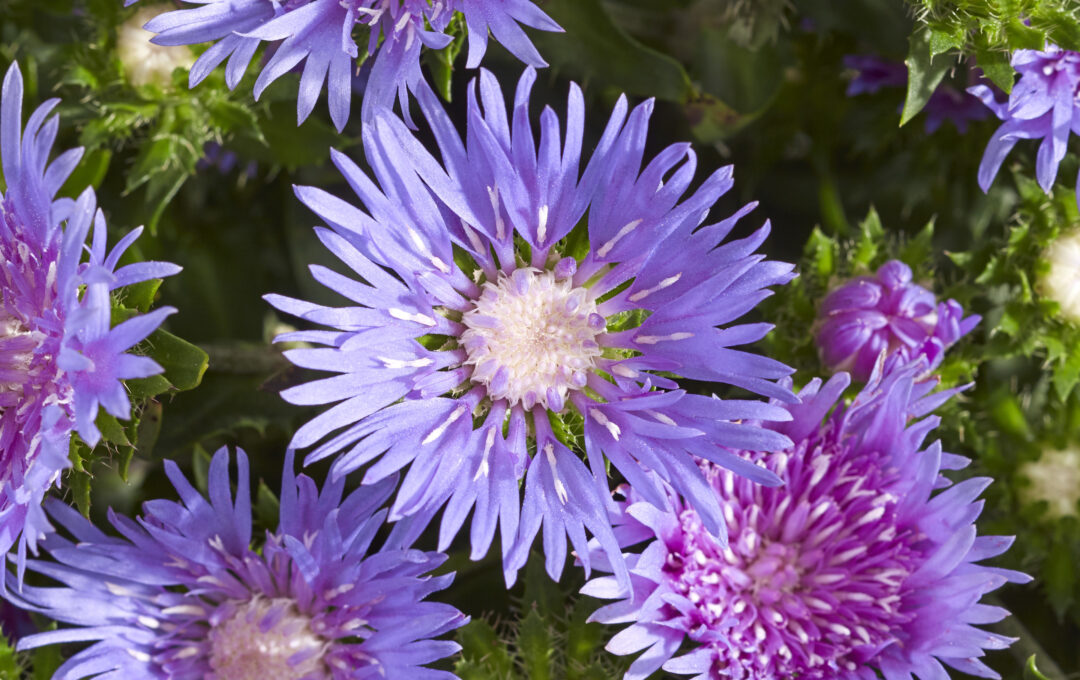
[[2, 0, 1080, 677]]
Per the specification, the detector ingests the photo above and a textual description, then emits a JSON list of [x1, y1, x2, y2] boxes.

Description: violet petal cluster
[[0, 62, 179, 575], [130, 0, 561, 130], [8, 448, 465, 679], [970, 45, 1080, 201], [583, 362, 1029, 680], [815, 260, 979, 381], [266, 67, 797, 588]]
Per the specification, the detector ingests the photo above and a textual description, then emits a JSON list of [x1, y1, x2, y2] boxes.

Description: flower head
[[117, 6, 195, 88], [815, 260, 979, 381], [134, 0, 561, 130], [8, 448, 466, 679], [584, 362, 1030, 680], [0, 62, 179, 574], [970, 45, 1080, 202], [266, 67, 797, 588], [1040, 228, 1080, 322]]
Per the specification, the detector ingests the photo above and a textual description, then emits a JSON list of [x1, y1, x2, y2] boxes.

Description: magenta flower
[[815, 260, 979, 380], [583, 362, 1029, 680]]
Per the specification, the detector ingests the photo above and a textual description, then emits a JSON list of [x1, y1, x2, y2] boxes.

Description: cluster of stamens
[[207, 597, 329, 680], [460, 267, 604, 411], [659, 449, 917, 678]]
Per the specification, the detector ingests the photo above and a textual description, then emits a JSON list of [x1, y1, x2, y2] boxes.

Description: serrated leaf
[[929, 24, 965, 56], [901, 29, 953, 126], [95, 411, 131, 447], [975, 45, 1014, 93], [457, 620, 516, 677], [517, 608, 552, 680]]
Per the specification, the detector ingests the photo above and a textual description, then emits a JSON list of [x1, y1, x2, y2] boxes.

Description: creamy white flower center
[[1041, 230, 1080, 322], [1019, 447, 1080, 519], [207, 597, 329, 680], [117, 7, 195, 88], [460, 268, 603, 410], [0, 314, 39, 405]]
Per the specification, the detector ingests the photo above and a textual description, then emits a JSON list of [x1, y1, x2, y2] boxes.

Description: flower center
[[0, 313, 40, 409], [207, 597, 329, 680], [460, 267, 604, 410]]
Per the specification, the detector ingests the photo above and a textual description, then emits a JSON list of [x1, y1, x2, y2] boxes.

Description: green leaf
[[929, 24, 966, 56], [517, 608, 552, 680], [975, 44, 1014, 93], [119, 278, 164, 314], [457, 620, 516, 677], [1005, 19, 1047, 51], [143, 328, 209, 393], [95, 411, 132, 447], [532, 0, 692, 102], [901, 29, 953, 126]]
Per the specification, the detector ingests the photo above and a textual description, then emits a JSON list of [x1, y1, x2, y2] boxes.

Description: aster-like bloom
[[8, 448, 466, 679], [970, 45, 1080, 203], [583, 362, 1030, 680], [0, 62, 179, 573], [1040, 228, 1080, 322], [130, 0, 561, 130], [815, 260, 979, 381], [266, 67, 797, 587]]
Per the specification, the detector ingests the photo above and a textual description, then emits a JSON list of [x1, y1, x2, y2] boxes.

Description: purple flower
[[583, 362, 1030, 680], [134, 0, 561, 130], [815, 260, 979, 381], [0, 62, 179, 576], [845, 54, 996, 133], [970, 45, 1080, 202], [8, 447, 466, 679], [843, 55, 907, 96], [265, 67, 797, 588]]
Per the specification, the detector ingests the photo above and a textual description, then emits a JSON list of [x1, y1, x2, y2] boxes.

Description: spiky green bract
[[903, 0, 1080, 98], [454, 558, 629, 680]]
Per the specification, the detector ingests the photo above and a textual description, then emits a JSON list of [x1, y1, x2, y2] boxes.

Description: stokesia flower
[[7, 448, 466, 679], [583, 362, 1030, 680], [815, 259, 979, 381], [970, 45, 1080, 204], [266, 67, 797, 588], [133, 0, 561, 130], [0, 62, 179, 574]]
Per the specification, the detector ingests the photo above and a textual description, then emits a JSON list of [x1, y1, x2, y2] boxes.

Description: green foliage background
[[1, 0, 1080, 677]]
